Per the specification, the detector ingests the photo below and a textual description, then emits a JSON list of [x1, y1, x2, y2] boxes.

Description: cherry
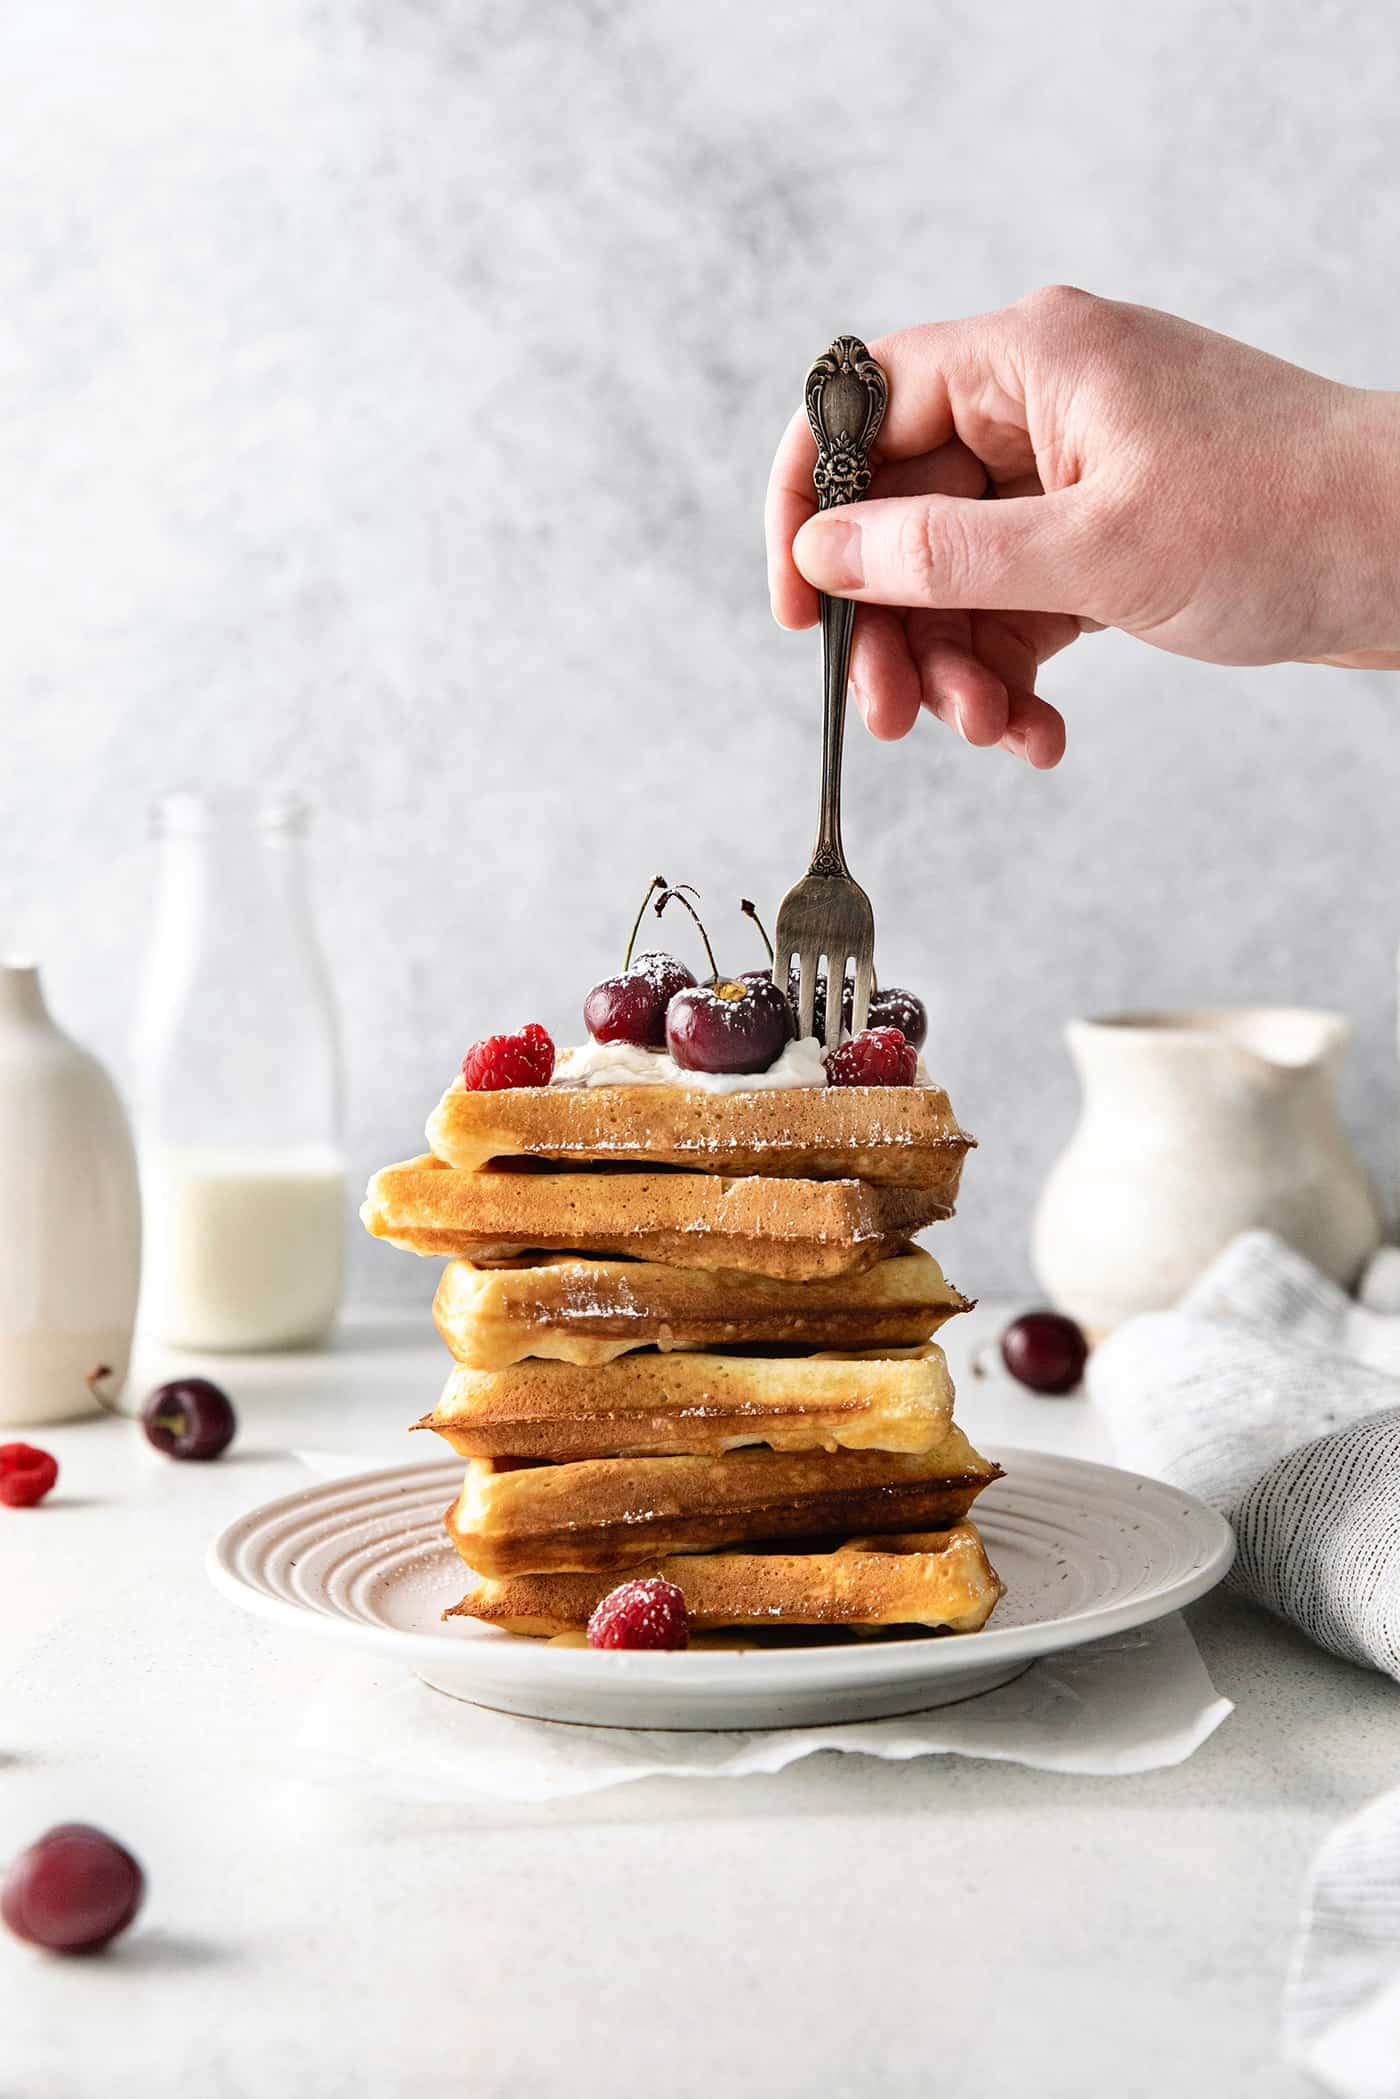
[[732, 902, 794, 1042], [868, 985, 928, 1051], [584, 877, 696, 1049], [774, 923, 928, 1046], [142, 1377, 237, 1460], [655, 888, 792, 1075], [2, 1824, 145, 1953], [1000, 1311, 1088, 1395], [86, 1365, 237, 1460], [736, 969, 794, 1032], [668, 976, 792, 1075], [585, 952, 696, 1050]]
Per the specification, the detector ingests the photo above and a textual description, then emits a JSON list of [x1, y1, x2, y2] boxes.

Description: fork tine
[[851, 951, 875, 1034], [824, 956, 844, 1053], [794, 950, 817, 1042]]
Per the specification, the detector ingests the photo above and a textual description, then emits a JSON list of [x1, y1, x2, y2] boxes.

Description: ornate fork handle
[[804, 336, 888, 877]]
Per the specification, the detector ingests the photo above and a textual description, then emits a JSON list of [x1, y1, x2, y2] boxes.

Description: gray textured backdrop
[[5, 0, 1399, 1311]]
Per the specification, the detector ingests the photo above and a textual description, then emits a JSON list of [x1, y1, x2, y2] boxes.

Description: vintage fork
[[773, 334, 889, 1050]]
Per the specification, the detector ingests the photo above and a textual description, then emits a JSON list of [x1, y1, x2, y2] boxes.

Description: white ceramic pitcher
[[1033, 1007, 1384, 1331], [0, 961, 141, 1423]]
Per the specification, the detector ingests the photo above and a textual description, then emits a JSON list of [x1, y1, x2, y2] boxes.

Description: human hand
[[765, 289, 1400, 766]]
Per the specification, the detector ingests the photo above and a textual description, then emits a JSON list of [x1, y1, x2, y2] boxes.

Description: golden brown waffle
[[420, 1344, 955, 1460], [427, 1076, 974, 1190], [447, 1521, 1004, 1636], [362, 1156, 951, 1280], [431, 1246, 971, 1369], [446, 1431, 1001, 1575]]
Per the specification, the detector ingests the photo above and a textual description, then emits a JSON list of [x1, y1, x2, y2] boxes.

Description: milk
[[140, 1144, 346, 1351]]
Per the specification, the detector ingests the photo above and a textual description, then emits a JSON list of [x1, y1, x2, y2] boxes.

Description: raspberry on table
[[587, 1576, 690, 1651], [0, 1443, 59, 1508], [825, 1027, 918, 1088], [460, 1022, 556, 1091]]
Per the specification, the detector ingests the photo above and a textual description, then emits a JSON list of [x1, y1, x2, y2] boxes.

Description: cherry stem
[[623, 875, 669, 972], [86, 1364, 123, 1419], [654, 885, 719, 980], [740, 898, 775, 967], [150, 1411, 189, 1436]]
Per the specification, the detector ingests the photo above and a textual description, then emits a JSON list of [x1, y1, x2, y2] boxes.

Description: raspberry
[[587, 1576, 690, 1651], [825, 1026, 918, 1088], [0, 1443, 58, 1508], [460, 1022, 555, 1091]]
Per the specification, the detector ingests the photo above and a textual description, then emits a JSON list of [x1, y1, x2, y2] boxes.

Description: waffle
[[447, 1522, 1004, 1636], [420, 1344, 955, 1460], [362, 1156, 951, 1280], [431, 1246, 971, 1369], [426, 1076, 974, 1191], [446, 1431, 1001, 1574]]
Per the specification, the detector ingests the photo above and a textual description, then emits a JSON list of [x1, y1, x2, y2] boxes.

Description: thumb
[[792, 489, 1096, 616]]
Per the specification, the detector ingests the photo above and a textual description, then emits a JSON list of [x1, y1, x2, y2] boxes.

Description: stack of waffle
[[362, 1073, 1005, 1640]]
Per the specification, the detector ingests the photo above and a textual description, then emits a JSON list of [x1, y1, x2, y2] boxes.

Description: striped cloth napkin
[[1088, 1230, 1400, 2098]]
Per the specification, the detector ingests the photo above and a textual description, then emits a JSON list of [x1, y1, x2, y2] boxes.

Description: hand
[[765, 288, 1400, 766]]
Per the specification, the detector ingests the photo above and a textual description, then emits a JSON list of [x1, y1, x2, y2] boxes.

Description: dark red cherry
[[868, 986, 927, 1051], [739, 970, 796, 1037], [1000, 1312, 1088, 1394], [141, 1377, 237, 1460], [585, 878, 698, 1050], [666, 976, 792, 1076], [632, 952, 696, 1005], [2, 1824, 145, 1953], [584, 951, 696, 1050]]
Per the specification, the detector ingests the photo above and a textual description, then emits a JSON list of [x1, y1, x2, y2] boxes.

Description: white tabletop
[[5, 1303, 1397, 2099]]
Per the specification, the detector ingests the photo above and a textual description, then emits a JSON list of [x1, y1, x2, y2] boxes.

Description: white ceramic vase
[[1032, 1007, 1384, 1332], [0, 962, 142, 1424]]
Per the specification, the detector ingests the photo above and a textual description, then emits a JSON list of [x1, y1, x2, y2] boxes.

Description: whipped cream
[[551, 1035, 829, 1093]]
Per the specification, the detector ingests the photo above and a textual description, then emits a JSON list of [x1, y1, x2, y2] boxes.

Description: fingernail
[[794, 516, 864, 592]]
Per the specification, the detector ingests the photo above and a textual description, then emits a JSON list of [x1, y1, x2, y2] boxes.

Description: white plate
[[207, 1450, 1235, 1729]]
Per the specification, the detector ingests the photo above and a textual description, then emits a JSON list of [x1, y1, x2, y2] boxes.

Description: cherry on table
[[2, 1824, 145, 1953], [142, 1377, 237, 1460], [1000, 1311, 1089, 1394]]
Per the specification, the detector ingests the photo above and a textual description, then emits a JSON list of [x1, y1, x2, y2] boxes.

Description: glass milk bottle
[[132, 791, 345, 1350]]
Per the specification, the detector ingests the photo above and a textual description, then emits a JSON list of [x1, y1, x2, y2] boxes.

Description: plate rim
[[205, 1446, 1236, 1691]]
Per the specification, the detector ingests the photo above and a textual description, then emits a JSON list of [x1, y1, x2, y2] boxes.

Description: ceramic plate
[[207, 1450, 1234, 1730]]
